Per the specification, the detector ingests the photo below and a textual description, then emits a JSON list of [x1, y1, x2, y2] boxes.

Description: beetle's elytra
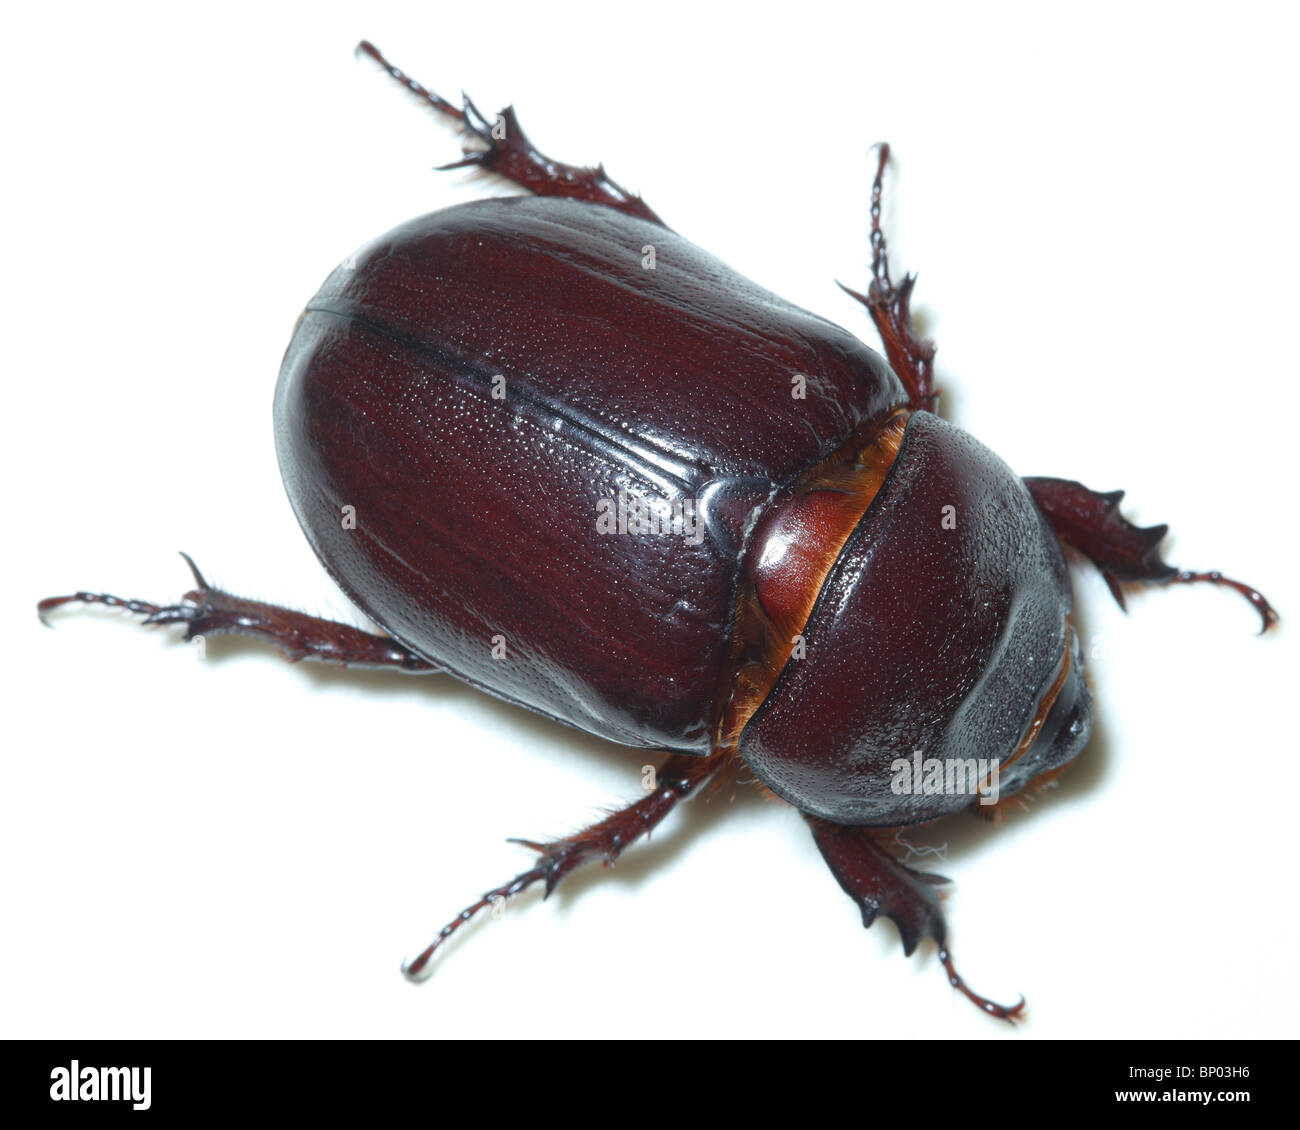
[[38, 41, 1277, 1020]]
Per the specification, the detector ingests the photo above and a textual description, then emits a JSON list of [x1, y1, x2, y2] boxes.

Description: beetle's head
[[732, 411, 1093, 825], [985, 621, 1093, 803]]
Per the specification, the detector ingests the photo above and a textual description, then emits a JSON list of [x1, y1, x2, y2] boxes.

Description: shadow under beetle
[[40, 42, 1278, 1019]]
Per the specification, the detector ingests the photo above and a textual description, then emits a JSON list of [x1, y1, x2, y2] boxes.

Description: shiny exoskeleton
[[39, 42, 1277, 1020]]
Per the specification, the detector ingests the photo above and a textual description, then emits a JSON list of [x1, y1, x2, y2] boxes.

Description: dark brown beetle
[[38, 42, 1277, 1020]]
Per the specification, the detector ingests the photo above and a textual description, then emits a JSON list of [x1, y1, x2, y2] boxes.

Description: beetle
[[38, 41, 1277, 1020]]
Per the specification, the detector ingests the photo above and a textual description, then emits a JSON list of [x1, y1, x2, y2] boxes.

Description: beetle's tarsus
[[356, 40, 461, 119], [37, 590, 167, 627], [869, 142, 895, 296], [939, 946, 1026, 1023], [402, 753, 722, 979], [1166, 570, 1279, 634], [37, 551, 208, 630]]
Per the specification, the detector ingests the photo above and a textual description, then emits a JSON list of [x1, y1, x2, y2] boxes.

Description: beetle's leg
[[37, 552, 440, 672], [403, 751, 723, 978], [356, 41, 664, 227], [1024, 476, 1278, 634], [838, 144, 940, 413], [806, 815, 1025, 1021]]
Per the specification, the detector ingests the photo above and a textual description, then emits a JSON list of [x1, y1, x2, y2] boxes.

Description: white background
[[4, 1, 1297, 1039]]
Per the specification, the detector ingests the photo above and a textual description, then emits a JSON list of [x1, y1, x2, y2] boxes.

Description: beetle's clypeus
[[39, 41, 1277, 1020]]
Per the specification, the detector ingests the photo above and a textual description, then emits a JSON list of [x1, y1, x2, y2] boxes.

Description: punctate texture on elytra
[[276, 195, 1092, 825]]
